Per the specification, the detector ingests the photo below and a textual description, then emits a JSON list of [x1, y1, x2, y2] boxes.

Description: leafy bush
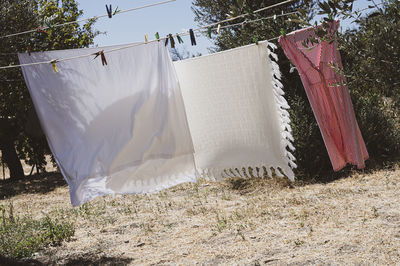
[[339, 1, 400, 167], [0, 203, 75, 259]]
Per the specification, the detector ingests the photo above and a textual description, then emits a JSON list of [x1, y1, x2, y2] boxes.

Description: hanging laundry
[[18, 42, 196, 206], [174, 41, 296, 181], [279, 20, 368, 171]]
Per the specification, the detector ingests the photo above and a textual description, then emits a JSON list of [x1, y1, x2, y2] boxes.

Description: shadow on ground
[[0, 254, 133, 266], [0, 172, 66, 199], [224, 160, 399, 194]]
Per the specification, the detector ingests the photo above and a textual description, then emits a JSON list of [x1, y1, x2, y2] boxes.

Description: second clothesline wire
[[0, 0, 388, 69]]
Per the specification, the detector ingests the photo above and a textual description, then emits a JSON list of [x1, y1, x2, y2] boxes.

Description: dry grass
[[1, 166, 400, 265]]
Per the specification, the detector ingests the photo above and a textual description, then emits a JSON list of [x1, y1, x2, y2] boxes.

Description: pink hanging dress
[[279, 21, 369, 171]]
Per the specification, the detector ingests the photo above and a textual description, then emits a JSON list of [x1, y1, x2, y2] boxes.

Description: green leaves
[[0, 0, 99, 175]]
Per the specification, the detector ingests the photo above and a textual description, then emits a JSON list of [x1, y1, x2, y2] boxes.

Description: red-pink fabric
[[279, 21, 368, 171]]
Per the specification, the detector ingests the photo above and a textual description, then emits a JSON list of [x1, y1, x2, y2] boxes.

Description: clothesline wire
[[0, 0, 295, 55], [0, 0, 388, 69], [0, 0, 177, 39], [218, 11, 300, 30], [194, 0, 295, 30], [267, 0, 389, 42], [0, 0, 296, 68]]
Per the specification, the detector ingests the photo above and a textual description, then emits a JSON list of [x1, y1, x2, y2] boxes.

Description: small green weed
[[0, 203, 75, 259]]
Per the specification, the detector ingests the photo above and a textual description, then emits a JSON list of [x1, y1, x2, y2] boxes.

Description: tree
[[339, 0, 400, 163], [0, 0, 98, 179]]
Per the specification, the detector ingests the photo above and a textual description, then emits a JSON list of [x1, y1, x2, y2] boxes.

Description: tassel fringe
[[266, 41, 297, 181], [186, 41, 297, 183]]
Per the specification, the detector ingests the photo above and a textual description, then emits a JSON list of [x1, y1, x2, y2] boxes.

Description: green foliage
[[0, 0, 98, 177], [340, 0, 400, 110], [339, 1, 400, 164], [0, 203, 75, 259]]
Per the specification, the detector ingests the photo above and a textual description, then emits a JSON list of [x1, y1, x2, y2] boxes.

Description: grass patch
[[0, 203, 75, 259]]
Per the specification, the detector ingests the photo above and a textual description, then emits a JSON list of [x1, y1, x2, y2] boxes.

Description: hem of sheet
[[69, 154, 197, 206]]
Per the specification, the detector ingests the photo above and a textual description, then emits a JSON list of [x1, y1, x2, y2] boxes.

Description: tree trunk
[[0, 139, 24, 179], [0, 118, 24, 179]]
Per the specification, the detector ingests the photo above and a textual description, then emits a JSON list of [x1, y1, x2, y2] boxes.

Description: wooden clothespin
[[176, 34, 184, 44], [253, 36, 259, 45], [169, 34, 175, 48], [145, 34, 148, 43], [44, 20, 56, 31], [217, 24, 221, 35], [36, 27, 48, 35], [164, 35, 169, 46], [50, 59, 59, 73], [280, 28, 286, 37], [94, 50, 107, 66], [106, 4, 113, 18], [207, 27, 212, 38], [189, 29, 196, 46], [113, 6, 120, 16]]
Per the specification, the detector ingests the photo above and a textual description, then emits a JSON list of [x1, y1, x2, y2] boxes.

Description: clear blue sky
[[76, 0, 374, 55], [76, 0, 213, 56]]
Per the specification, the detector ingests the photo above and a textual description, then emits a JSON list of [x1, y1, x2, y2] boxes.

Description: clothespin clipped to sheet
[[189, 29, 196, 46], [50, 59, 59, 73], [94, 50, 107, 66], [241, 20, 247, 30], [176, 34, 184, 44], [217, 24, 221, 35], [27, 46, 31, 56], [106, 4, 113, 18], [207, 27, 212, 38], [168, 34, 175, 48], [113, 6, 120, 16], [145, 34, 148, 43], [253, 36, 259, 45], [44, 21, 56, 31], [155, 32, 160, 41], [35, 27, 47, 35], [280, 28, 286, 37], [164, 35, 169, 46]]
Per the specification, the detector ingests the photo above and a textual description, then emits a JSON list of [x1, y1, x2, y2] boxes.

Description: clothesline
[[0, 0, 296, 69], [0, 0, 177, 39], [0, 0, 389, 69], [0, 0, 295, 45]]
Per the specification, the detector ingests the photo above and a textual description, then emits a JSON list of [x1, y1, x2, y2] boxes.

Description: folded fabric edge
[[266, 41, 297, 180], [70, 169, 197, 206]]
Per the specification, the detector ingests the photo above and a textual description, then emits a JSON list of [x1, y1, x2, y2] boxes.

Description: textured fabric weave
[[174, 42, 296, 180], [19, 42, 195, 206], [279, 21, 369, 171]]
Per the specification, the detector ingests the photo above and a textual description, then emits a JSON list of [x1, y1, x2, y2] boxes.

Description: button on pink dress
[[279, 21, 369, 171]]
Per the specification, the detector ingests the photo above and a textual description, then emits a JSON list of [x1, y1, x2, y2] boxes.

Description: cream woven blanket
[[174, 41, 296, 180]]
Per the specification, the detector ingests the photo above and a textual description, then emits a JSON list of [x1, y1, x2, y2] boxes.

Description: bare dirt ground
[[1, 165, 400, 265]]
